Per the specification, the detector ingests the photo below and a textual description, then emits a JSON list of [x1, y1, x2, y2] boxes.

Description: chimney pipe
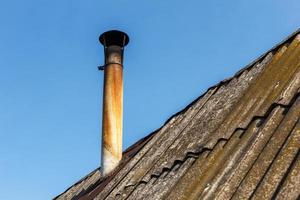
[[99, 30, 129, 175]]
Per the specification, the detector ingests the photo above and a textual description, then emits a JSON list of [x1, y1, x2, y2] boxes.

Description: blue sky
[[0, 0, 299, 199]]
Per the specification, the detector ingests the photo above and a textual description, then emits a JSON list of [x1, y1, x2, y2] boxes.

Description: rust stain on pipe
[[102, 63, 123, 175]]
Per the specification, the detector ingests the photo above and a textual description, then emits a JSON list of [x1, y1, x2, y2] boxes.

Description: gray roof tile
[[55, 29, 300, 200]]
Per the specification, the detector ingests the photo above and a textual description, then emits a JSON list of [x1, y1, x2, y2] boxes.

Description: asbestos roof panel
[[55, 29, 300, 200]]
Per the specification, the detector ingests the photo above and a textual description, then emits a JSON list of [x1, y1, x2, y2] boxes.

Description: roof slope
[[55, 29, 300, 200]]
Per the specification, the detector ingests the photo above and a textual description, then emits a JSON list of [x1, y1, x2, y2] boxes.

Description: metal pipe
[[99, 30, 129, 175]]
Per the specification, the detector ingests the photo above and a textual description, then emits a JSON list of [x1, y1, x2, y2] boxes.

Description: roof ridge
[[157, 28, 300, 130]]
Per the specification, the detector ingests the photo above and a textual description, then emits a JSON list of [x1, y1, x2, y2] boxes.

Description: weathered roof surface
[[55, 29, 300, 200]]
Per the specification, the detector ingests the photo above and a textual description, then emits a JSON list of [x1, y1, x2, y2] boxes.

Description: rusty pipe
[[99, 30, 129, 175]]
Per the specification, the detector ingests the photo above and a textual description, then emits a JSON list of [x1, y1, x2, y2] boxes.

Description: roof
[[55, 29, 300, 200]]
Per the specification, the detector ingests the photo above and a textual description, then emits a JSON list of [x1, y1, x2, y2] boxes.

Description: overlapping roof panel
[[55, 29, 300, 200]]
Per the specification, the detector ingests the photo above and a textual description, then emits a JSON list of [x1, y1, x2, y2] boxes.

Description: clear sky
[[0, 0, 299, 199]]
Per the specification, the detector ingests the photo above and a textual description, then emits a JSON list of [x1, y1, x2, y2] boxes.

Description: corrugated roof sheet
[[55, 29, 300, 200]]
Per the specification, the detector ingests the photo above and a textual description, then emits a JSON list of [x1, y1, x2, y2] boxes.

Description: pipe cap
[[99, 30, 129, 47]]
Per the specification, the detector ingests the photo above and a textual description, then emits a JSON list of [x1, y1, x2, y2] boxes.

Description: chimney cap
[[99, 30, 129, 47]]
